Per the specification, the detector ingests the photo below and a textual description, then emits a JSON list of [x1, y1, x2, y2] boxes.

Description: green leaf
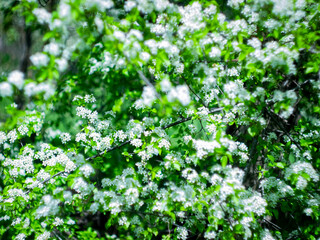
[[267, 154, 275, 162], [248, 126, 258, 137], [275, 162, 285, 169], [272, 209, 279, 220], [220, 156, 228, 168], [173, 162, 181, 171], [289, 153, 295, 163], [234, 224, 243, 233]]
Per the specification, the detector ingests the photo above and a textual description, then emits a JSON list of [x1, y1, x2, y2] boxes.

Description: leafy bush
[[0, 0, 320, 239]]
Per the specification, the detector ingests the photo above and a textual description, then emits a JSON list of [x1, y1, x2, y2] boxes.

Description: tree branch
[[265, 110, 303, 151], [26, 171, 65, 194], [183, 79, 207, 108]]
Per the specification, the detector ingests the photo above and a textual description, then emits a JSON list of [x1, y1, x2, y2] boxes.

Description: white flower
[[261, 229, 276, 240], [285, 161, 319, 183], [243, 195, 267, 216], [141, 86, 156, 107], [296, 176, 308, 190], [55, 58, 68, 72], [90, 202, 99, 213], [193, 139, 220, 158], [167, 85, 191, 106], [209, 47, 221, 58], [7, 129, 18, 143], [36, 231, 51, 240], [33, 8, 51, 24], [18, 125, 28, 135], [8, 70, 24, 90], [248, 38, 261, 49], [160, 78, 172, 92], [23, 219, 30, 229], [140, 52, 150, 62], [124, 1, 136, 11], [177, 226, 188, 240], [67, 219, 75, 225], [44, 42, 60, 56], [95, 16, 104, 32], [179, 2, 205, 32], [304, 208, 312, 216], [30, 53, 49, 67], [63, 191, 72, 204], [158, 139, 170, 150], [182, 168, 199, 183], [227, 0, 244, 9], [24, 82, 36, 97], [80, 164, 95, 178], [0, 82, 13, 97], [15, 233, 26, 240], [58, 2, 71, 18], [204, 4, 217, 16], [0, 131, 7, 144], [60, 133, 71, 144], [272, 0, 293, 17], [113, 30, 126, 42], [84, 94, 96, 103], [119, 216, 128, 226], [130, 139, 143, 147], [72, 177, 94, 196], [53, 217, 63, 226], [65, 160, 76, 173], [128, 29, 143, 41], [35, 195, 60, 219], [176, 85, 191, 106], [204, 231, 216, 239]]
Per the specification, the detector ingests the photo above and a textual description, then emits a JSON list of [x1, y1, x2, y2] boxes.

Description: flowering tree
[[0, 0, 320, 239]]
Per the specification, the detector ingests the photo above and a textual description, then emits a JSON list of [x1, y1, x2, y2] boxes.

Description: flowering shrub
[[0, 0, 320, 239]]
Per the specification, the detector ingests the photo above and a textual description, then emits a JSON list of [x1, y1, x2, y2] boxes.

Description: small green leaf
[[289, 153, 295, 163], [275, 162, 285, 169], [221, 156, 228, 168], [173, 162, 181, 171], [248, 127, 257, 137], [272, 209, 279, 219], [267, 154, 275, 162]]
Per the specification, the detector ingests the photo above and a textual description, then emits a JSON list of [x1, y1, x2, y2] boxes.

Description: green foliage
[[0, 0, 320, 239]]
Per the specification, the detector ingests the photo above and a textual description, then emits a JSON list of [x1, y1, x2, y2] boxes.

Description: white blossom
[[0, 82, 13, 97], [30, 53, 49, 67], [8, 70, 24, 90]]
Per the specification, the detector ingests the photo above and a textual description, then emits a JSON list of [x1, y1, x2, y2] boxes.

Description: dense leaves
[[0, 0, 320, 239]]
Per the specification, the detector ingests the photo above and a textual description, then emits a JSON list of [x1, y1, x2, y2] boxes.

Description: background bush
[[0, 0, 320, 239]]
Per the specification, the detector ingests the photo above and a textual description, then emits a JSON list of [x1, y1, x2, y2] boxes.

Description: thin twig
[[183, 79, 207, 108], [163, 107, 223, 129], [26, 171, 65, 194], [263, 219, 281, 230], [265, 110, 303, 151], [86, 140, 130, 161], [199, 119, 209, 140]]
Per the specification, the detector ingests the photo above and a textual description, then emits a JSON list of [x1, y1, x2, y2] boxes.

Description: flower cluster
[[0, 0, 319, 239]]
